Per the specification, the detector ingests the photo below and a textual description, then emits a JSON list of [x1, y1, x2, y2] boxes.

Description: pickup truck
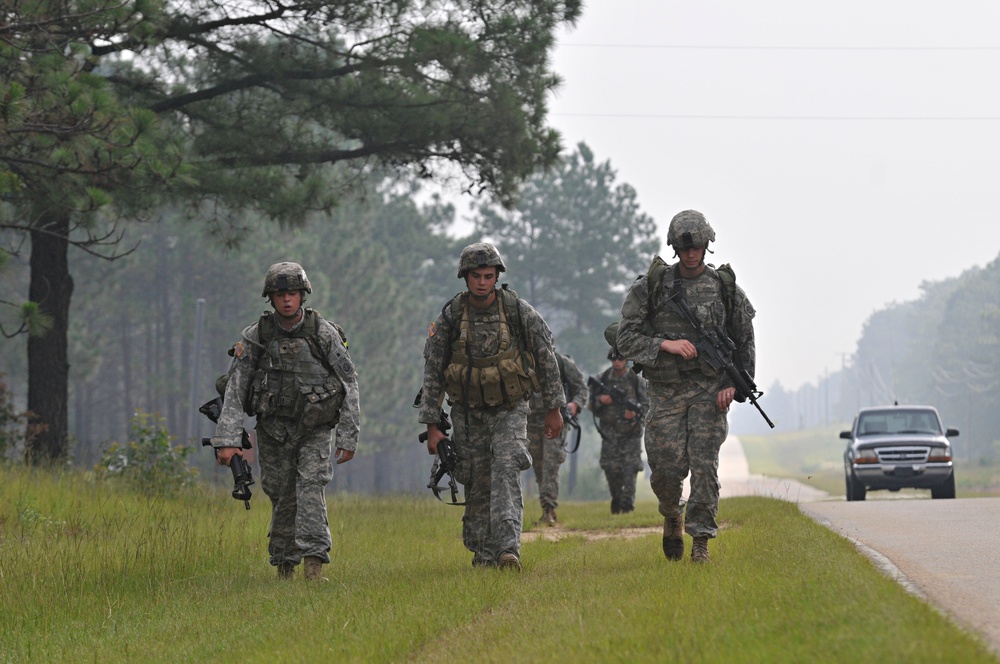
[[841, 405, 958, 501]]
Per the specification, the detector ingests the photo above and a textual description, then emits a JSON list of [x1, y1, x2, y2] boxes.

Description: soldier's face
[[271, 290, 303, 319], [677, 245, 707, 272], [466, 267, 498, 300]]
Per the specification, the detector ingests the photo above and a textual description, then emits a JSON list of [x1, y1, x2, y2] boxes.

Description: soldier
[[419, 242, 564, 571], [617, 211, 756, 563], [589, 344, 648, 515], [527, 350, 588, 526], [211, 262, 360, 580]]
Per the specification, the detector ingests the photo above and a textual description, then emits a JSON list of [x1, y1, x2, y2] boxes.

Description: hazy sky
[[533, 1, 1000, 390]]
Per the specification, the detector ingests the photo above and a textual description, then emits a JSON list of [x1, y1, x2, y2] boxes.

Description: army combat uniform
[[527, 352, 588, 522], [420, 288, 563, 566], [590, 364, 648, 514], [617, 210, 756, 562], [213, 307, 360, 571]]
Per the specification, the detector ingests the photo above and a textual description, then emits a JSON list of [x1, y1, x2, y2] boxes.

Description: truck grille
[[877, 447, 929, 463]]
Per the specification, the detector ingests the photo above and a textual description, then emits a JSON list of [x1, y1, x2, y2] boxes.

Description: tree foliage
[[2, 0, 582, 462], [61, 179, 458, 492], [472, 142, 660, 371]]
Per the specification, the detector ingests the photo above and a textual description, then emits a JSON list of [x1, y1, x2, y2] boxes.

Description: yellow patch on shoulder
[[233, 341, 245, 358], [427, 322, 437, 337]]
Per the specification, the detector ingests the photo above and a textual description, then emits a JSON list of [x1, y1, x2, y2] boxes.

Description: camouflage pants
[[256, 425, 335, 566], [644, 381, 728, 538], [526, 413, 568, 511], [598, 431, 644, 513], [451, 402, 532, 565]]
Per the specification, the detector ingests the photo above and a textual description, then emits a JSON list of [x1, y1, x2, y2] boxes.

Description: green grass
[[2, 465, 997, 662]]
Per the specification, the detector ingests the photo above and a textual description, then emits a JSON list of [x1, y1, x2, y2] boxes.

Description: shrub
[[0, 372, 41, 462], [96, 410, 198, 495]]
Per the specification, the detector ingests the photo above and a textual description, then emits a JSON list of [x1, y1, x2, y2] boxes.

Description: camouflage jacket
[[212, 309, 361, 451], [420, 289, 563, 423], [617, 262, 756, 390]]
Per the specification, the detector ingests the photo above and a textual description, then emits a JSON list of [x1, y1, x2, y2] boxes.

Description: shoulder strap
[[498, 285, 526, 345], [715, 263, 737, 321], [442, 292, 464, 336], [256, 311, 274, 344], [302, 309, 338, 375], [645, 255, 670, 310]]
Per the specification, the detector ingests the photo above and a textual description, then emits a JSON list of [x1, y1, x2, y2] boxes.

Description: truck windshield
[[857, 410, 941, 436]]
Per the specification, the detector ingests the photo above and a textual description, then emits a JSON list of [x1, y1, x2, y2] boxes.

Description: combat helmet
[[262, 261, 312, 297], [667, 210, 716, 250], [603, 322, 624, 359], [457, 242, 507, 278]]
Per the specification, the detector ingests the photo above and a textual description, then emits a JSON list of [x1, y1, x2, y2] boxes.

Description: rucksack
[[441, 284, 526, 347], [645, 255, 738, 335]]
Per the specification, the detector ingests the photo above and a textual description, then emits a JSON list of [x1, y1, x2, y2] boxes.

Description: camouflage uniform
[[617, 212, 755, 542], [589, 364, 648, 514], [420, 286, 563, 567], [527, 352, 588, 517], [213, 265, 360, 571]]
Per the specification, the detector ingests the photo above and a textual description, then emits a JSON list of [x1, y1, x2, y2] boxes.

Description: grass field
[[2, 464, 997, 662]]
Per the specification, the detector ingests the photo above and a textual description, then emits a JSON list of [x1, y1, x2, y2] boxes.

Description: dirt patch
[[521, 525, 661, 542]]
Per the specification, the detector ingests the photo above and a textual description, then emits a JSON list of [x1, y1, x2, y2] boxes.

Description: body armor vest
[[642, 267, 728, 384], [442, 291, 540, 409], [247, 310, 345, 429]]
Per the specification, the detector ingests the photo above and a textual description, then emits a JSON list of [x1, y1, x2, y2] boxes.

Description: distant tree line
[[736, 253, 1000, 464]]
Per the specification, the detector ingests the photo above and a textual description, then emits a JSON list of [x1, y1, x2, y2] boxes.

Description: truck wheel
[[931, 472, 956, 499], [845, 471, 866, 501]]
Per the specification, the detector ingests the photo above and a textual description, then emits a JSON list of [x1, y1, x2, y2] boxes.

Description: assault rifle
[[664, 294, 775, 429], [199, 396, 256, 509], [561, 403, 582, 452], [413, 390, 464, 506], [587, 376, 645, 420]]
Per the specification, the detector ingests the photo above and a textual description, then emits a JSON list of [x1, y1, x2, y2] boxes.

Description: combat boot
[[303, 555, 327, 581], [540, 508, 557, 526], [691, 536, 711, 563], [497, 552, 522, 572], [277, 562, 295, 580], [662, 514, 685, 561]]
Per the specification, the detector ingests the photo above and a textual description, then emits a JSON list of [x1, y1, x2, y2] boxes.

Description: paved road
[[713, 436, 999, 655], [801, 498, 1000, 656]]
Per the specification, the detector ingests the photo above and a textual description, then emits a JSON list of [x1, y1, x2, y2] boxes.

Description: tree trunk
[[26, 211, 73, 464], [121, 307, 133, 434]]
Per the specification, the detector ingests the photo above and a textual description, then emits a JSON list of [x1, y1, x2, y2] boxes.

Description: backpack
[[646, 256, 736, 322], [254, 308, 348, 371], [441, 284, 526, 348], [644, 255, 738, 335]]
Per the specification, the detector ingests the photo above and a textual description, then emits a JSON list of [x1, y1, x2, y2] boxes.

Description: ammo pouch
[[442, 291, 540, 409], [298, 380, 344, 429], [247, 373, 273, 416], [444, 346, 539, 409], [637, 351, 682, 384]]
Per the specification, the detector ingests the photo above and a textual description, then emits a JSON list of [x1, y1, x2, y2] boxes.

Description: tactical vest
[[639, 261, 731, 384], [246, 309, 346, 428], [442, 288, 541, 409]]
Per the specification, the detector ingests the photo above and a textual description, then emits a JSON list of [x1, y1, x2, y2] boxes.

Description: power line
[[551, 112, 1000, 121], [559, 43, 1000, 51]]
